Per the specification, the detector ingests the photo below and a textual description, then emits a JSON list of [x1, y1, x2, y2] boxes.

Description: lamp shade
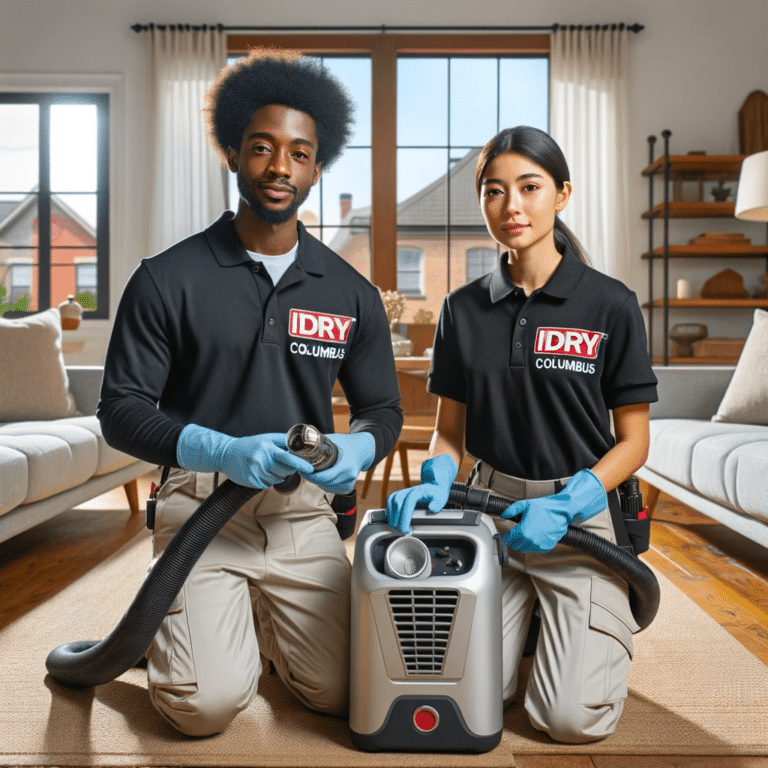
[[735, 149, 768, 221]]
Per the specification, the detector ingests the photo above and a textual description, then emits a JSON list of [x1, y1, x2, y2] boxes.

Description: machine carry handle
[[369, 509, 482, 527]]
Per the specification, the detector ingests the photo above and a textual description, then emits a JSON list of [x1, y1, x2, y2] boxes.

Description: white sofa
[[637, 365, 768, 549], [0, 365, 154, 544]]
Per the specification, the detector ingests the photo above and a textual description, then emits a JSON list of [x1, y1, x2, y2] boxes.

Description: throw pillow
[[712, 308, 768, 426], [0, 307, 78, 421]]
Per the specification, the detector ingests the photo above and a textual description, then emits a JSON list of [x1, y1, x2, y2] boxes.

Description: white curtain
[[550, 26, 631, 283], [147, 26, 227, 255]]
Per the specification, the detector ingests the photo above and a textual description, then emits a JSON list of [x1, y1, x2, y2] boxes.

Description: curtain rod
[[130, 23, 644, 34]]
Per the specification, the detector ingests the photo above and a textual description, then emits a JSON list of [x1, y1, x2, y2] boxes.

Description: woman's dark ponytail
[[554, 218, 591, 266], [475, 126, 591, 265]]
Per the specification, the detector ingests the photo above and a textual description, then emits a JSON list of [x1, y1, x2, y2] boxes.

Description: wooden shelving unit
[[642, 154, 744, 177], [642, 132, 767, 365], [642, 201, 735, 219], [643, 298, 768, 308], [643, 245, 768, 258], [650, 356, 745, 365]]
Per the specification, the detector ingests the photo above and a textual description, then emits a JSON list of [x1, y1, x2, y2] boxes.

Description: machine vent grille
[[387, 589, 459, 675]]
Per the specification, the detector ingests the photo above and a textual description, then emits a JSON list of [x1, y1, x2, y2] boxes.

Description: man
[[98, 49, 402, 737]]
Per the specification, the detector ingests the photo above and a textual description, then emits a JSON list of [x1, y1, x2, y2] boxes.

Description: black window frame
[[0, 91, 110, 319]]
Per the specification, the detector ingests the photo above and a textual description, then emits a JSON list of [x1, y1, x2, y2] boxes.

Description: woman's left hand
[[500, 468, 607, 553]]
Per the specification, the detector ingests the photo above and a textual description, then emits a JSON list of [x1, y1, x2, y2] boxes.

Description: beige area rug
[[1, 527, 767, 767]]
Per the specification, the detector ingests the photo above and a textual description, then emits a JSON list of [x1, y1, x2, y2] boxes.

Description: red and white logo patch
[[534, 327, 605, 359], [289, 309, 354, 344]]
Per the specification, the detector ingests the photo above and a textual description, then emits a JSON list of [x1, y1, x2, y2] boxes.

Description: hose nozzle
[[274, 424, 340, 493], [285, 424, 339, 472]]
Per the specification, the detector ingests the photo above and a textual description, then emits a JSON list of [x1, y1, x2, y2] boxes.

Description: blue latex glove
[[386, 454, 458, 535], [176, 424, 314, 490], [299, 432, 376, 495], [500, 468, 607, 554]]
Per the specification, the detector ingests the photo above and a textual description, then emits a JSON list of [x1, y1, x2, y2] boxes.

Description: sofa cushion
[[690, 429, 768, 510], [646, 419, 768, 488], [0, 307, 78, 421], [0, 425, 97, 504], [727, 441, 768, 524], [0, 446, 28, 516], [713, 309, 768, 426], [55, 415, 139, 476]]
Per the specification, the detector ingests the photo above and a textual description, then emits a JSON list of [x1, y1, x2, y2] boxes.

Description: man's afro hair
[[205, 48, 354, 169]]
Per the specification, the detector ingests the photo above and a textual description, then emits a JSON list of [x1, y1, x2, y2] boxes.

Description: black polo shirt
[[98, 212, 403, 468], [428, 245, 658, 480]]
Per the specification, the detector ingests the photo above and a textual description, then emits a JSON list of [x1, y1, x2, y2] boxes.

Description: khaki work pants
[[147, 469, 351, 736], [473, 462, 639, 744]]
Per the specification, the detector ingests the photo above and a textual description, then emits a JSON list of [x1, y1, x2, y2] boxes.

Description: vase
[[58, 295, 83, 331]]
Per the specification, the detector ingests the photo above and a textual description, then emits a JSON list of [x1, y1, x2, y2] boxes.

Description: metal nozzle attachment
[[274, 424, 340, 494], [285, 424, 339, 472]]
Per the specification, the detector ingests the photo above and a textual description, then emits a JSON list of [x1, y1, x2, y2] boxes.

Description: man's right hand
[[385, 454, 458, 535], [176, 424, 314, 489]]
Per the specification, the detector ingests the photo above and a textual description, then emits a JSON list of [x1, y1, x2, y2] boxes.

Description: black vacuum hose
[[46, 424, 339, 688], [46, 480, 257, 687], [446, 483, 660, 631]]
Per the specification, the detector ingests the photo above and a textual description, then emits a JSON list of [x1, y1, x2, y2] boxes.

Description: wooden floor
[[1, 466, 767, 767], [639, 479, 768, 667]]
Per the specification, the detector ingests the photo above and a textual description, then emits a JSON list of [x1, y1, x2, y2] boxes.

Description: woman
[[386, 126, 658, 744]]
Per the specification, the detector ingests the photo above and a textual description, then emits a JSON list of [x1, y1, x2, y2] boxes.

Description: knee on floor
[[301, 676, 349, 718], [529, 699, 623, 744], [150, 680, 253, 737]]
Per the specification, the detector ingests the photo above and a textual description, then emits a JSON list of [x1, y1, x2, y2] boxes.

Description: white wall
[[2, 0, 767, 361]]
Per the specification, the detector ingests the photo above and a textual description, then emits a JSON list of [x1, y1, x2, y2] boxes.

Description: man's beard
[[237, 175, 312, 225]]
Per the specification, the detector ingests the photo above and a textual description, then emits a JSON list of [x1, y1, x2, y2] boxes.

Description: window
[[397, 247, 423, 295], [9, 262, 32, 304], [76, 261, 98, 306], [397, 55, 548, 322], [227, 34, 549, 318], [466, 247, 498, 282], [0, 93, 109, 318]]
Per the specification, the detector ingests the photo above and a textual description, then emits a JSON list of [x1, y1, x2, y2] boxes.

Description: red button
[[413, 706, 439, 733]]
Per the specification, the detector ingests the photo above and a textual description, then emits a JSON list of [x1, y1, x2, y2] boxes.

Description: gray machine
[[350, 507, 505, 752]]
